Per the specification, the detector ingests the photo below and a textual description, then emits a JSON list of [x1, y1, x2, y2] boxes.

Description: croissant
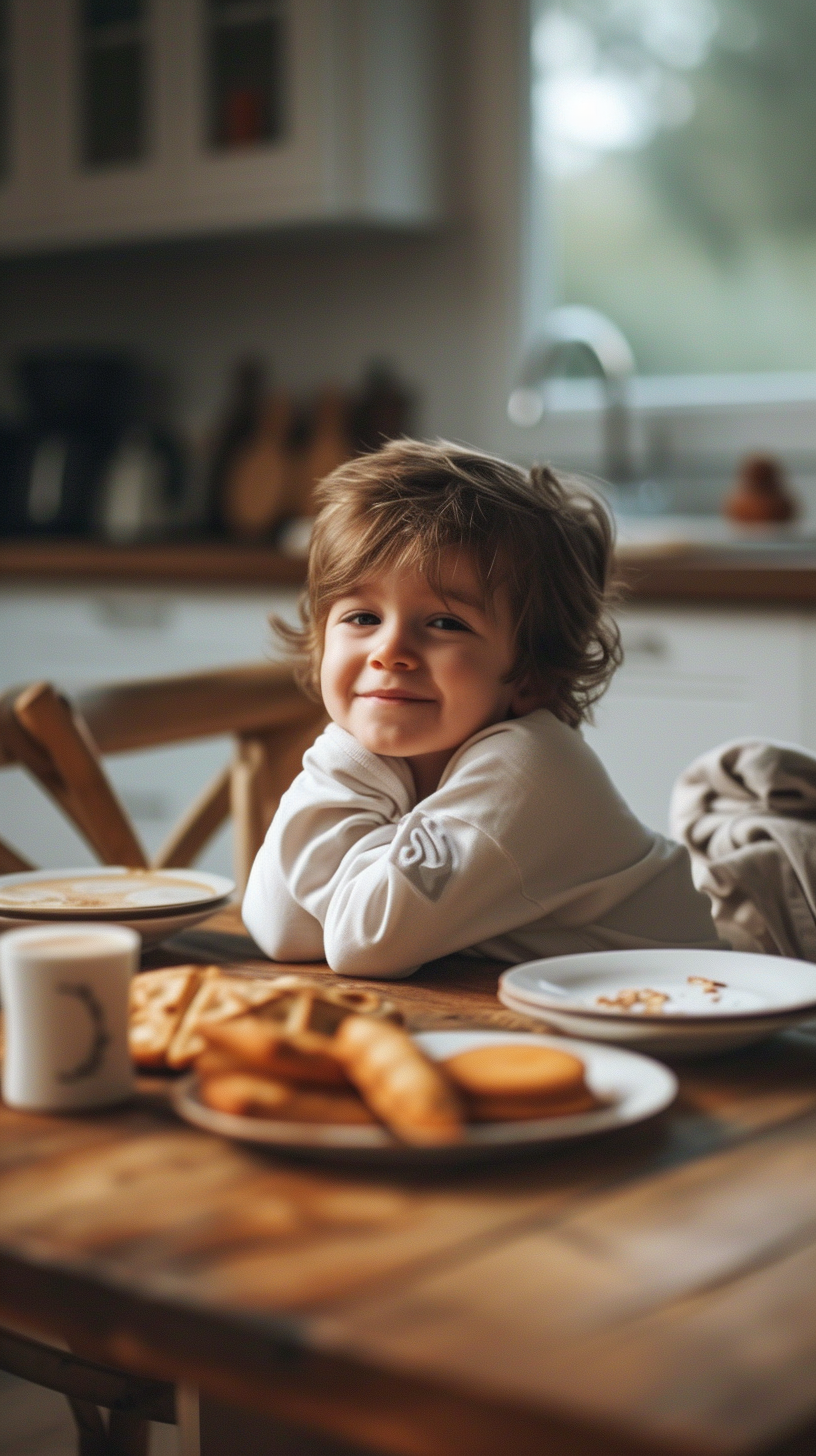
[[333, 1015, 463, 1145]]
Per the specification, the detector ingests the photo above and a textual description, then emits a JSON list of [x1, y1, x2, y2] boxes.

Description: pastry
[[201, 1015, 350, 1086], [333, 1014, 464, 1145], [199, 1072, 375, 1124]]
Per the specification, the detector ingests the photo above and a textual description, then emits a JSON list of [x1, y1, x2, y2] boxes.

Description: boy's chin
[[354, 729, 426, 758], [341, 718, 439, 760]]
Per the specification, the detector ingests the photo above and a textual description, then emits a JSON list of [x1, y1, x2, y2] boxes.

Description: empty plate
[[499, 949, 816, 1056]]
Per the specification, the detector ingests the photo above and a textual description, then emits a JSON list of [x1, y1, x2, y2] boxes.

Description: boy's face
[[320, 549, 540, 793]]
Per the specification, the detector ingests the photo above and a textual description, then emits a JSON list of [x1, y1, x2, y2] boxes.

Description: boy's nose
[[369, 624, 418, 671]]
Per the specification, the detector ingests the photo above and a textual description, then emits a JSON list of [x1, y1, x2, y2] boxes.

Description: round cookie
[[466, 1087, 599, 1122], [443, 1044, 588, 1100]]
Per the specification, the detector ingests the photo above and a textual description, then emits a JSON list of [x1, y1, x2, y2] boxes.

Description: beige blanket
[[670, 740, 816, 959]]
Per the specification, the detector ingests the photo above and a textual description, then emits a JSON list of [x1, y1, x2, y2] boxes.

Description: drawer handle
[[622, 634, 670, 662], [91, 595, 174, 630]]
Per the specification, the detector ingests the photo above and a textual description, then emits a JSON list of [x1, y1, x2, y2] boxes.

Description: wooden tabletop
[[6, 537, 816, 605], [4, 907, 816, 1456]]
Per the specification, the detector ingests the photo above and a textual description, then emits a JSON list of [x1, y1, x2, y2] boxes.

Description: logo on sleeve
[[392, 814, 456, 901]]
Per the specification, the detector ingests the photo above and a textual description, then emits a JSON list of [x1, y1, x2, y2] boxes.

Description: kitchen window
[[527, 0, 816, 418]]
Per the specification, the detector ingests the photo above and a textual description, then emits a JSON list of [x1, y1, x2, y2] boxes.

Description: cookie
[[443, 1044, 588, 1101], [199, 1073, 292, 1118], [466, 1087, 600, 1122]]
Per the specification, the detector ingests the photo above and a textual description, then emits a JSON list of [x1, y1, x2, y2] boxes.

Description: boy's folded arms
[[243, 713, 717, 978]]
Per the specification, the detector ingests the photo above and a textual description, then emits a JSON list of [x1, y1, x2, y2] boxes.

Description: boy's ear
[[508, 673, 551, 717]]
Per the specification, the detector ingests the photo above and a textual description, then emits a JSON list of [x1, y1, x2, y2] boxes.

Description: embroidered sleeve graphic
[[392, 814, 457, 901]]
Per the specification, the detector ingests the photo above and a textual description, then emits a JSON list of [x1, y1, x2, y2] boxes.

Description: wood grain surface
[[6, 538, 816, 605], [3, 904, 816, 1456]]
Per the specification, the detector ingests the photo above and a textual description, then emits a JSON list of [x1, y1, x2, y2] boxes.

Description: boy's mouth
[[357, 690, 436, 703]]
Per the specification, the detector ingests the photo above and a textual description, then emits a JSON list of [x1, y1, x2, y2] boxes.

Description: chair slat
[[77, 663, 318, 755], [13, 684, 147, 868], [0, 834, 34, 873], [153, 764, 232, 870]]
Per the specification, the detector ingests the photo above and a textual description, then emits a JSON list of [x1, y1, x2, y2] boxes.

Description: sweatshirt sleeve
[[241, 724, 415, 966], [244, 722, 539, 978]]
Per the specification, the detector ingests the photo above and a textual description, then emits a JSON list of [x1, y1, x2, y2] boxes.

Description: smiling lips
[[357, 690, 436, 704]]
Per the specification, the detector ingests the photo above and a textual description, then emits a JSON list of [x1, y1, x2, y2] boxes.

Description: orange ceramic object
[[724, 454, 797, 524]]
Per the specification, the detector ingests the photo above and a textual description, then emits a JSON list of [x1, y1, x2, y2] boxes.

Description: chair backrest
[[0, 663, 326, 889]]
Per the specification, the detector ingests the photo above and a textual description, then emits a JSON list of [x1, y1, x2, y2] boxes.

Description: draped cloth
[[670, 740, 816, 960]]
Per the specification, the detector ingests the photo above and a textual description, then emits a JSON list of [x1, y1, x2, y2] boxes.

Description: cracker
[[128, 965, 205, 1068], [166, 974, 289, 1068]]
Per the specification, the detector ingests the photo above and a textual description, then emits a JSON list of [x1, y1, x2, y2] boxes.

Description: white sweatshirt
[[242, 710, 718, 978]]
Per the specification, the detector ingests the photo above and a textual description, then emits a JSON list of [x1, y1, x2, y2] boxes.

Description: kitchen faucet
[[508, 306, 636, 485]]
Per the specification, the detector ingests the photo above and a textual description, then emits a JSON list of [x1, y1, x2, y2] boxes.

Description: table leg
[[177, 1386, 201, 1456]]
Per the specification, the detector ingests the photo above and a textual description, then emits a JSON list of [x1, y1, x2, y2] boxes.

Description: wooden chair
[[0, 661, 326, 1455], [0, 1324, 176, 1456], [0, 661, 327, 889]]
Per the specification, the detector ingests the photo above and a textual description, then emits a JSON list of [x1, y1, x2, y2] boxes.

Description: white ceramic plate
[[499, 949, 816, 1056], [0, 899, 233, 949], [172, 1029, 677, 1167], [0, 867, 234, 917]]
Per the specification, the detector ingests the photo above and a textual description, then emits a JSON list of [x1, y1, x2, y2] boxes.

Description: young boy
[[243, 440, 717, 976]]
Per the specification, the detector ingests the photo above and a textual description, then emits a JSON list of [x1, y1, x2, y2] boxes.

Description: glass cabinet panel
[[206, 0, 286, 151], [79, 0, 148, 168]]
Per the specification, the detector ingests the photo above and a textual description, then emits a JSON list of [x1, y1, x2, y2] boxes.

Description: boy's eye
[[343, 611, 381, 627], [428, 615, 470, 632]]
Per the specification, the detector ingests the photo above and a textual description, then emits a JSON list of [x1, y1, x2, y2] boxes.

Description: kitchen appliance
[[1, 351, 140, 537]]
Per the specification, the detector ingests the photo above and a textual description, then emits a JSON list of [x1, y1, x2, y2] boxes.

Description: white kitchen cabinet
[[0, 0, 441, 253], [0, 583, 301, 875], [585, 606, 812, 835]]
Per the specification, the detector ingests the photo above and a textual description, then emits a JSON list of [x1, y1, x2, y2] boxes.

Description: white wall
[[0, 2, 530, 458]]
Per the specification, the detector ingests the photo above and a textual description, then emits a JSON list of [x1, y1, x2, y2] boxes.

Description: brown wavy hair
[[277, 438, 622, 728]]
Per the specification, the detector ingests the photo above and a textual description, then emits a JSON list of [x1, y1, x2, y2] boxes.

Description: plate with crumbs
[[173, 1030, 677, 1168], [0, 867, 234, 947], [499, 949, 816, 1056]]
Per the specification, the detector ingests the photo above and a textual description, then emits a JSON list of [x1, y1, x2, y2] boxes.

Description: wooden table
[[4, 908, 816, 1456]]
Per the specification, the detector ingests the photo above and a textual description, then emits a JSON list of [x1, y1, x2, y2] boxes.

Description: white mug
[[1, 923, 139, 1111]]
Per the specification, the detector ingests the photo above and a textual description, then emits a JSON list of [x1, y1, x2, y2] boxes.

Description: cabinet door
[[584, 608, 805, 834], [172, 0, 441, 232], [34, 0, 180, 248], [0, 1, 55, 244]]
